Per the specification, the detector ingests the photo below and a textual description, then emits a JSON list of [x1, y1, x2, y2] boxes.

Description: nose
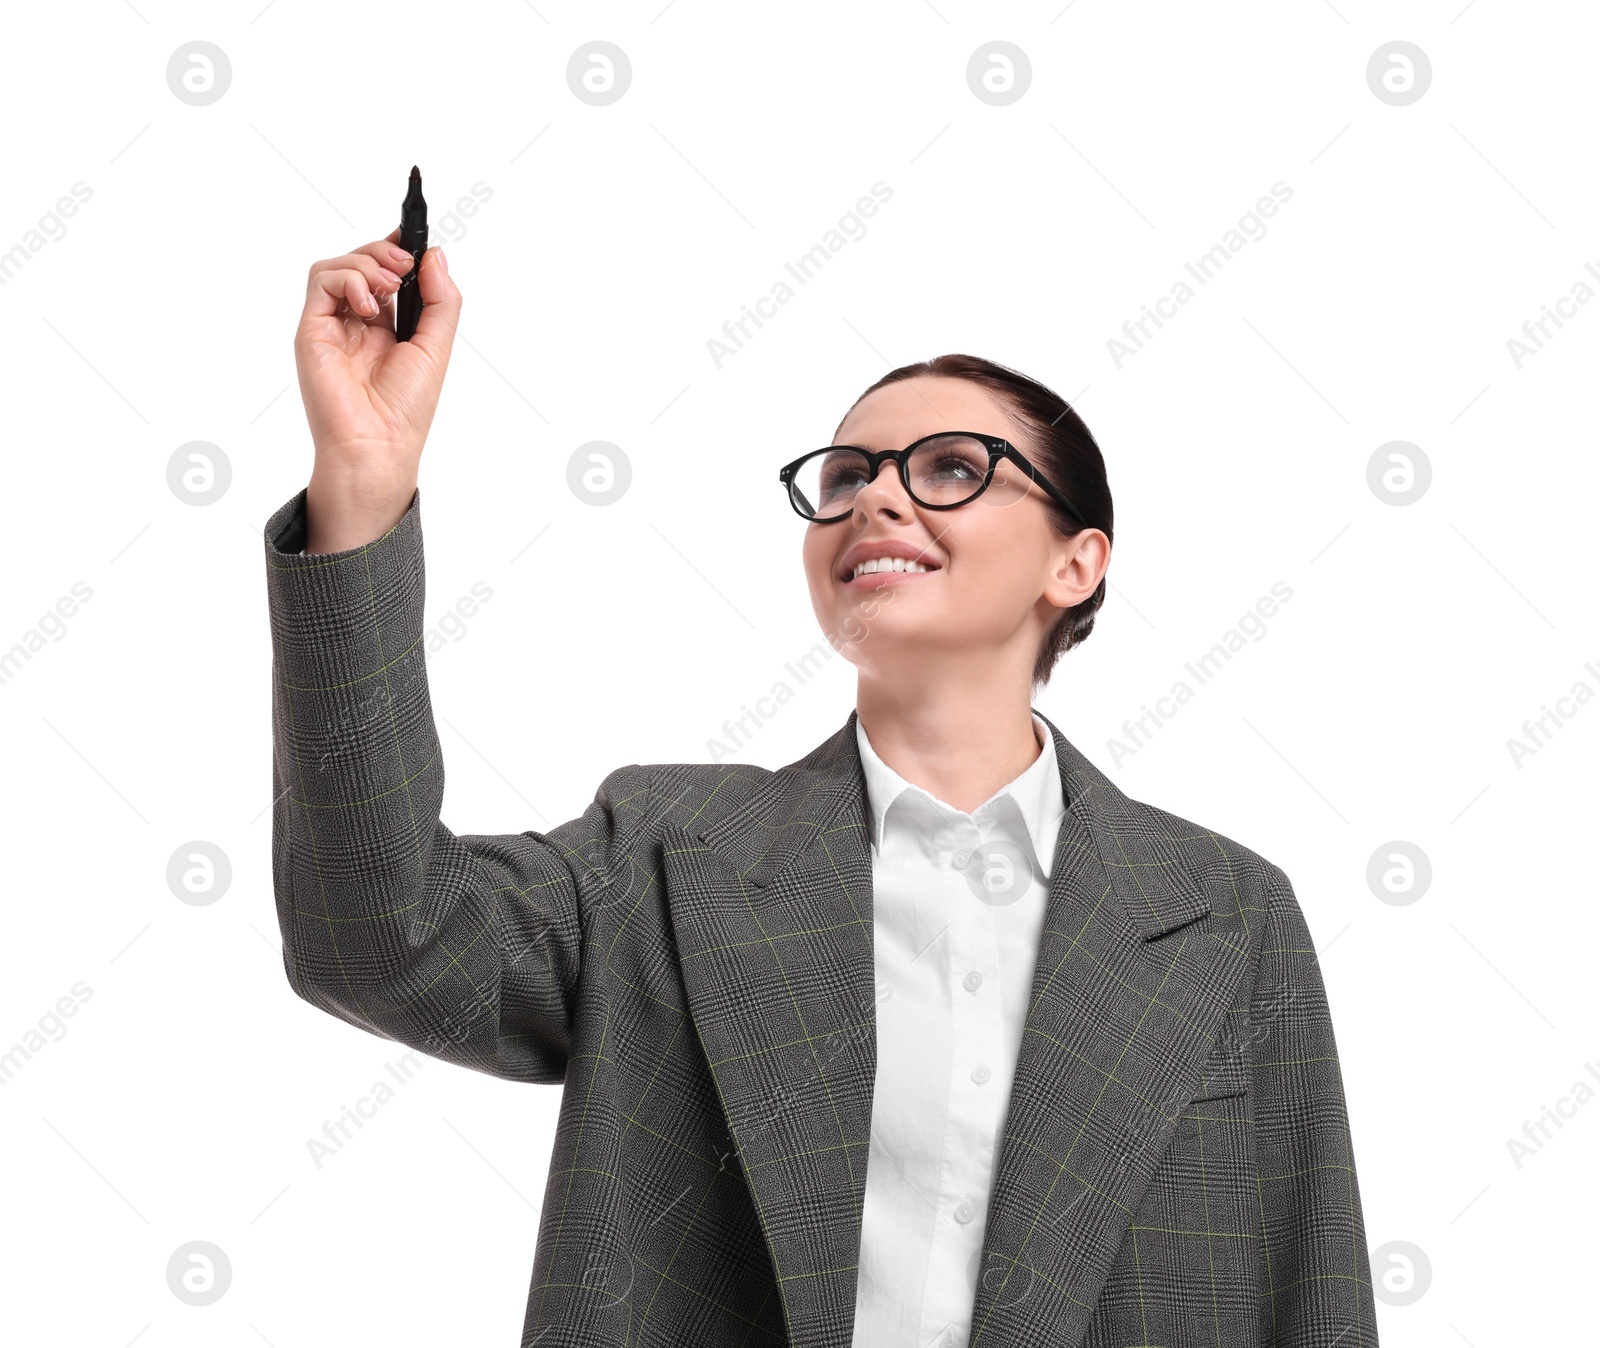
[[851, 456, 911, 518]]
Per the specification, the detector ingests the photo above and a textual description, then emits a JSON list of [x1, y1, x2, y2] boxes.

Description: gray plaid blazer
[[264, 485, 1379, 1348]]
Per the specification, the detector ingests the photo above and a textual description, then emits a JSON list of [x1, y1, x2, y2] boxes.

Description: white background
[[1, 1, 1594, 1343]]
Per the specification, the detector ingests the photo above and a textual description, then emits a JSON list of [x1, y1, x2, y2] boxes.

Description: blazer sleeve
[[262, 484, 648, 1085], [1248, 865, 1381, 1345]]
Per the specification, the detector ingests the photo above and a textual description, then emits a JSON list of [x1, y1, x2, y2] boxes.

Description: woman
[[264, 231, 1379, 1347]]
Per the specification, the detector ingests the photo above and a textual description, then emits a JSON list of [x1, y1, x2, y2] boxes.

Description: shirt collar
[[854, 710, 1066, 879]]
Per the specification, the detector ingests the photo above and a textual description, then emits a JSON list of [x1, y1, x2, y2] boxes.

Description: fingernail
[[378, 267, 401, 287], [388, 245, 412, 265], [364, 294, 378, 314], [436, 248, 448, 275]]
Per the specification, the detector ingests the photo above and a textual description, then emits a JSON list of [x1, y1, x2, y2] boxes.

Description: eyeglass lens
[[790, 434, 1028, 519]]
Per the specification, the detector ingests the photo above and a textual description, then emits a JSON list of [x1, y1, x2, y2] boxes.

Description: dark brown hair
[[833, 353, 1113, 689]]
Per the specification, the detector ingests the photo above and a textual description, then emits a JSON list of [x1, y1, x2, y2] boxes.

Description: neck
[[854, 678, 1044, 815]]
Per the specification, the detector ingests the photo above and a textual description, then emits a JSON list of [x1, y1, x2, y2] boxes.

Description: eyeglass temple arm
[[1002, 446, 1088, 527]]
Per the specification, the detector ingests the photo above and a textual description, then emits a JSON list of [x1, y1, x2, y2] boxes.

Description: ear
[[1043, 528, 1110, 610]]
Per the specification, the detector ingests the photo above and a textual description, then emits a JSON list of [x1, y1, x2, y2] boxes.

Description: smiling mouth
[[840, 564, 942, 587]]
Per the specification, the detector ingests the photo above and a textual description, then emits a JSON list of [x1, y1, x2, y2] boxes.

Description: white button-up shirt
[[849, 711, 1067, 1348]]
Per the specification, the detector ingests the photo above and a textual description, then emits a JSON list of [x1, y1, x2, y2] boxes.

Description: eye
[[927, 452, 982, 482], [820, 460, 868, 491], [814, 451, 872, 507]]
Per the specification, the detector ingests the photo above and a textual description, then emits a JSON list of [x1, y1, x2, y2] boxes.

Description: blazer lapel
[[964, 709, 1253, 1347], [663, 707, 1253, 1348], [662, 714, 879, 1348]]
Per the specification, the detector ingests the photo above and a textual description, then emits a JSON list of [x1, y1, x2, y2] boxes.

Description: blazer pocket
[[1186, 1023, 1249, 1102]]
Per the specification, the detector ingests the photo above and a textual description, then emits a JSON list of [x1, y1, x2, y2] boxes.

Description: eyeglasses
[[778, 431, 1088, 526]]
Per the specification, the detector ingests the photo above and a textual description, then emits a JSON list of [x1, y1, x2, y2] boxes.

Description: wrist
[[304, 469, 417, 555]]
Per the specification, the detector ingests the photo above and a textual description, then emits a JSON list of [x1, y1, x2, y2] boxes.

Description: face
[[800, 375, 1110, 683]]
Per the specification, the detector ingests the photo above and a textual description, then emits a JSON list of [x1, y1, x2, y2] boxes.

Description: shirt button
[[951, 848, 970, 869], [954, 1200, 975, 1223], [963, 970, 983, 993], [970, 1064, 991, 1084]]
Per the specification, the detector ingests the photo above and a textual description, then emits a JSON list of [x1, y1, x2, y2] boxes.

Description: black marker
[[395, 165, 428, 342]]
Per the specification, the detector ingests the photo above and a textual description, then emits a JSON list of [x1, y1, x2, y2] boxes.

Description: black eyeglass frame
[[777, 431, 1089, 527]]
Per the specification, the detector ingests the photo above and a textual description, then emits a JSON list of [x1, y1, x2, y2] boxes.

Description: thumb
[[409, 245, 461, 365]]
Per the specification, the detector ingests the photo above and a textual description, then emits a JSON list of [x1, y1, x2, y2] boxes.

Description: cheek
[[948, 529, 1033, 596], [802, 537, 835, 597]]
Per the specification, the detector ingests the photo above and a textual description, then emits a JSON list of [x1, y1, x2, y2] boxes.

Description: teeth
[[852, 556, 931, 579]]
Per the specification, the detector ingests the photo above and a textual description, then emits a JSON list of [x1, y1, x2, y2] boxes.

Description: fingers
[[408, 245, 461, 364], [360, 228, 416, 282], [304, 239, 410, 324]]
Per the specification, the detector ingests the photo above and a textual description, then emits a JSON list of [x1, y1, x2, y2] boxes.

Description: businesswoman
[[264, 231, 1380, 1348]]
